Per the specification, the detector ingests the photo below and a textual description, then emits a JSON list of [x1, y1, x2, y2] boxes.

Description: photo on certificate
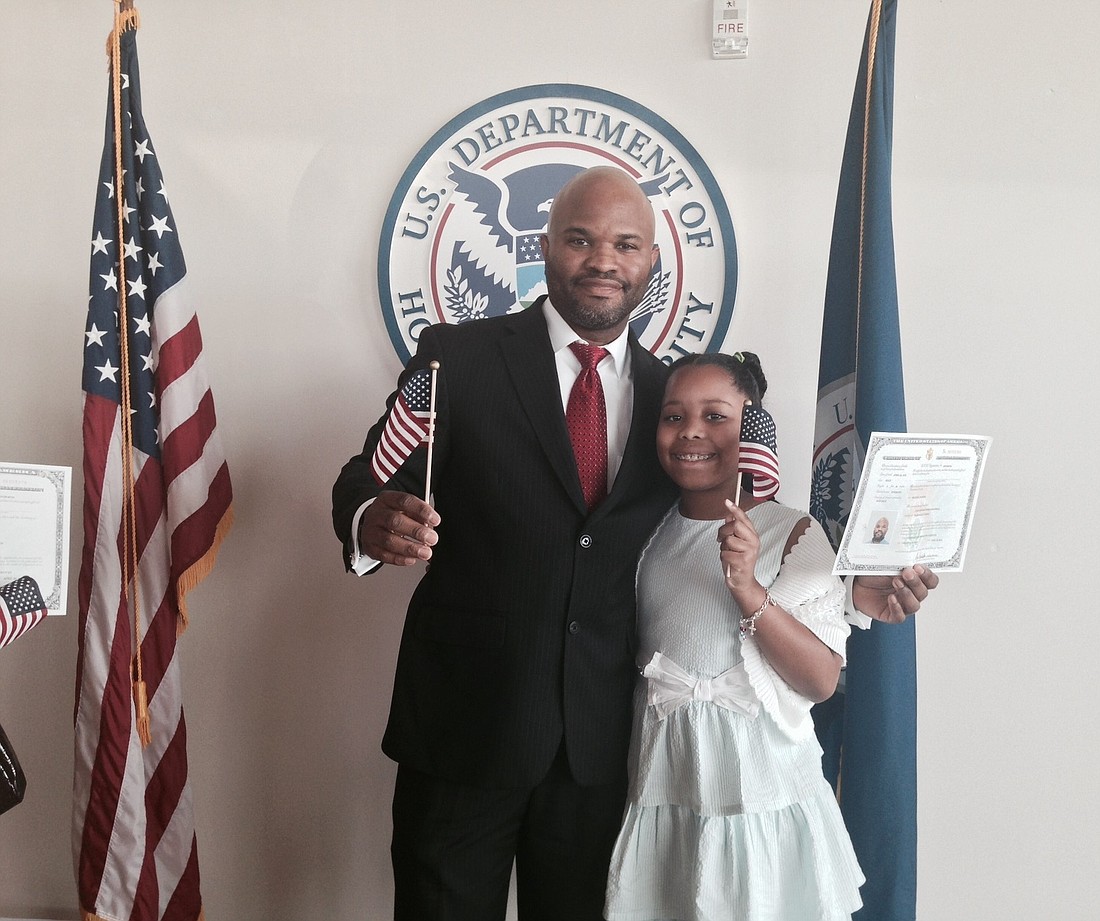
[[0, 462, 72, 614], [833, 433, 991, 576]]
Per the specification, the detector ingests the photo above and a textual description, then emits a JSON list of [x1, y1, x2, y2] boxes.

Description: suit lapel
[[499, 301, 588, 511]]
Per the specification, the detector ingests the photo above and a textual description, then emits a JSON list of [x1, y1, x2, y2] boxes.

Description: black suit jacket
[[332, 300, 677, 788]]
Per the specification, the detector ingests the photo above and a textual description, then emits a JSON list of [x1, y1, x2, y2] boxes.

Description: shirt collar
[[543, 298, 631, 377]]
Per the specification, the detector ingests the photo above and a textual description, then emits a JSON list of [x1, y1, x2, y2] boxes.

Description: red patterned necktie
[[566, 342, 610, 510]]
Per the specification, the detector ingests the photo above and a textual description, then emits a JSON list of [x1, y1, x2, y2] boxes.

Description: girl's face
[[657, 364, 749, 517]]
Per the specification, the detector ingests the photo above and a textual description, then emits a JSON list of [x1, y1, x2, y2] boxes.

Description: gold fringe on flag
[[104, 0, 139, 56], [176, 506, 235, 635]]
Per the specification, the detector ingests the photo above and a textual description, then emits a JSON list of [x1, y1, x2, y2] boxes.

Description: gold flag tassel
[[132, 672, 151, 748]]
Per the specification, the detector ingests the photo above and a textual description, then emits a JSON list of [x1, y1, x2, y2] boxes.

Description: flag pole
[[808, 2, 915, 914], [108, 0, 151, 747], [424, 361, 440, 502], [733, 400, 750, 508], [725, 400, 749, 581]]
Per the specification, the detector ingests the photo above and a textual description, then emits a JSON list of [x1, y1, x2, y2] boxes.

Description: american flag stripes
[[370, 368, 434, 484], [0, 576, 48, 650], [738, 403, 780, 500], [73, 23, 231, 921]]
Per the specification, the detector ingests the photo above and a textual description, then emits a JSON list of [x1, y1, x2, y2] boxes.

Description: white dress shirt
[[543, 298, 634, 490]]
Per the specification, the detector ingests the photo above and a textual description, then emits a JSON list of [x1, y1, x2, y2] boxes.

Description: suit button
[[579, 534, 593, 548], [568, 621, 580, 634]]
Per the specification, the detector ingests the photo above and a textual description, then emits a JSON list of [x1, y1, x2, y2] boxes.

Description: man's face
[[540, 170, 659, 345], [872, 518, 889, 542]]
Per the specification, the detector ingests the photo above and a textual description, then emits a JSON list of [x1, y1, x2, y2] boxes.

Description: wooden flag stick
[[725, 476, 742, 583], [424, 361, 440, 503], [726, 400, 750, 582]]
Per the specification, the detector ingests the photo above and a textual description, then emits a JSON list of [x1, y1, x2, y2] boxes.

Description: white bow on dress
[[641, 651, 760, 720]]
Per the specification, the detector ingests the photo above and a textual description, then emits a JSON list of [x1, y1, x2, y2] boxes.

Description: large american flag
[[0, 576, 48, 650], [738, 403, 780, 501], [370, 367, 433, 484], [73, 23, 232, 921]]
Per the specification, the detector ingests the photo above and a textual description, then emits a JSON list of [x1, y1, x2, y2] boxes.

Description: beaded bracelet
[[739, 590, 774, 638]]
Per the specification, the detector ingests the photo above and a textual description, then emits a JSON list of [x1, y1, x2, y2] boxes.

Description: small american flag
[[739, 403, 780, 500], [0, 576, 47, 650], [371, 368, 433, 484]]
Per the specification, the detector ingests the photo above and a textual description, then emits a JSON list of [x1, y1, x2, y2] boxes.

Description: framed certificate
[[833, 434, 991, 575], [0, 462, 72, 614]]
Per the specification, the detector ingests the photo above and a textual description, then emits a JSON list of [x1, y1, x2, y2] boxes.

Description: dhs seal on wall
[[379, 84, 736, 365]]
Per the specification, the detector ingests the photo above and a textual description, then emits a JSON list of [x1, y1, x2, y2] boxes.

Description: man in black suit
[[332, 166, 936, 920], [333, 167, 676, 921]]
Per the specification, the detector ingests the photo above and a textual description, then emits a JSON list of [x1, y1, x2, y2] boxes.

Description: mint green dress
[[605, 502, 864, 921]]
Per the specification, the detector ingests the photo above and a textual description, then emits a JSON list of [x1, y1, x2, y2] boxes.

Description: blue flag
[[808, 2, 917, 919]]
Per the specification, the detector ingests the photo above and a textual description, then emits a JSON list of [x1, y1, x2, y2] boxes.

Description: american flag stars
[[0, 576, 46, 618], [84, 93, 183, 458], [0, 575, 48, 650], [147, 214, 172, 238], [93, 358, 118, 384]]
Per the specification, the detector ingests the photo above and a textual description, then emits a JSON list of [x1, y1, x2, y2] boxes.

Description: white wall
[[1, 2, 1097, 918]]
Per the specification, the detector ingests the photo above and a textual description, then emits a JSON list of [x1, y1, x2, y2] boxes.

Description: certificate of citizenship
[[0, 462, 72, 614], [833, 434, 990, 576]]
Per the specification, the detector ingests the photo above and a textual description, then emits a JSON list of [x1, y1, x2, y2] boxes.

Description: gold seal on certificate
[[832, 433, 991, 575]]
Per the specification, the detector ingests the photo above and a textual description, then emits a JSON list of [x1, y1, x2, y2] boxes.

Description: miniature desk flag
[[738, 403, 780, 501], [370, 367, 434, 485], [0, 576, 48, 650]]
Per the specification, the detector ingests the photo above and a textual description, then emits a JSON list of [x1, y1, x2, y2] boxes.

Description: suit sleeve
[[331, 326, 447, 570]]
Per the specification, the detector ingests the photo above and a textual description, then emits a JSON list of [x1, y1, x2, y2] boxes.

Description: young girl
[[605, 352, 864, 921]]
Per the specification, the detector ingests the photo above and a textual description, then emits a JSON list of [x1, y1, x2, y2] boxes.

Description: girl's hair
[[666, 351, 768, 405]]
